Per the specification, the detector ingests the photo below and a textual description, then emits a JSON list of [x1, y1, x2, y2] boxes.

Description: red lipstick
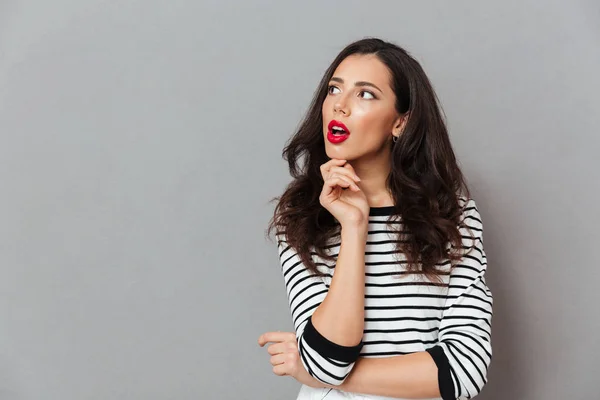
[[327, 120, 350, 144]]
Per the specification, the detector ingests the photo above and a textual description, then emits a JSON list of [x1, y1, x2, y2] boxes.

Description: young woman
[[258, 37, 493, 400]]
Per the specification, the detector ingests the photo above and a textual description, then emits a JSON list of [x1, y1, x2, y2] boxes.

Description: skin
[[258, 55, 441, 398], [322, 53, 408, 208], [257, 331, 440, 398], [320, 158, 370, 227]]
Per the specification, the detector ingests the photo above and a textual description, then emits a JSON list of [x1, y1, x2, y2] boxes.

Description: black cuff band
[[303, 315, 363, 363], [426, 345, 455, 400]]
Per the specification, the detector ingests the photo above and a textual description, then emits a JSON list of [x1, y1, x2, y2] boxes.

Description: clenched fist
[[258, 330, 326, 388]]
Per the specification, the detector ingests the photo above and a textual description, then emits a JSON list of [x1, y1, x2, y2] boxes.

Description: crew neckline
[[369, 205, 397, 216]]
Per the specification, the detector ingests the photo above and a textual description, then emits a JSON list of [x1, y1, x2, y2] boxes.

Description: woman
[[258, 37, 493, 400]]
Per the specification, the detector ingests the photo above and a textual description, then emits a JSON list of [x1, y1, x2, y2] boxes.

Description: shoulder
[[458, 196, 483, 226], [457, 196, 484, 245], [275, 232, 290, 255]]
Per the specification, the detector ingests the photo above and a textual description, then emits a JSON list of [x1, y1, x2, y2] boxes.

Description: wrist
[[306, 376, 329, 389], [341, 223, 368, 239]]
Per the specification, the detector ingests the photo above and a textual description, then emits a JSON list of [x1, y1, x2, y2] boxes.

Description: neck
[[351, 149, 394, 207]]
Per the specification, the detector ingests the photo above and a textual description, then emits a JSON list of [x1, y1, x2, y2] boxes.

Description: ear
[[393, 112, 410, 135]]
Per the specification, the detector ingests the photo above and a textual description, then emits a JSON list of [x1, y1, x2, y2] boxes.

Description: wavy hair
[[265, 37, 475, 285]]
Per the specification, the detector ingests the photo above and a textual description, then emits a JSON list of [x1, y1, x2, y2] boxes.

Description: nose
[[333, 96, 349, 115]]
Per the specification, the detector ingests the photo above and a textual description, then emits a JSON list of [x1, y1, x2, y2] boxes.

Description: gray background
[[1, 1, 598, 399]]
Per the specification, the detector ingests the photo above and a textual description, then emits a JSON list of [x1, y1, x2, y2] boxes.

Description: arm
[[323, 351, 441, 398], [322, 199, 493, 399], [277, 223, 368, 386]]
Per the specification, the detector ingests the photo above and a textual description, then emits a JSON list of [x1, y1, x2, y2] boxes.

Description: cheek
[[322, 98, 332, 117], [321, 102, 328, 125], [354, 109, 389, 136]]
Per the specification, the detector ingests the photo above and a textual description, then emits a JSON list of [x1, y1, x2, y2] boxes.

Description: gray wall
[[1, 1, 598, 399]]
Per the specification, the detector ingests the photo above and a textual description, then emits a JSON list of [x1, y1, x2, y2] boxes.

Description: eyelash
[[327, 85, 377, 100]]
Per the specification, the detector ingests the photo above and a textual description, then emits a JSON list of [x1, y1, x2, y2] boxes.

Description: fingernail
[[355, 176, 361, 181]]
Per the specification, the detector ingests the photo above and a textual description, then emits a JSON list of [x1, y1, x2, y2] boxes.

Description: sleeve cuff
[[303, 315, 363, 362], [426, 345, 455, 400]]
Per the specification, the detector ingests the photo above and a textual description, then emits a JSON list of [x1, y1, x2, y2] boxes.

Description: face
[[322, 54, 406, 160]]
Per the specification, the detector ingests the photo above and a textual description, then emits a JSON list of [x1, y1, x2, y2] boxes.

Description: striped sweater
[[276, 198, 493, 400]]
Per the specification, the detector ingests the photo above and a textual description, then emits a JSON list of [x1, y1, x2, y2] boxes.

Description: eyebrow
[[329, 77, 383, 94]]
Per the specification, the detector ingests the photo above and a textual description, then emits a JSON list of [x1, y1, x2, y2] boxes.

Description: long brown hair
[[265, 37, 476, 285]]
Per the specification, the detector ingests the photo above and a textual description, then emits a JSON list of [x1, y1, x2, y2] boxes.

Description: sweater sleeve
[[425, 199, 493, 399], [276, 233, 363, 386]]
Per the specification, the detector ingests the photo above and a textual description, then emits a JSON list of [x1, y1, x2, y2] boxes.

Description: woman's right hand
[[319, 158, 370, 226]]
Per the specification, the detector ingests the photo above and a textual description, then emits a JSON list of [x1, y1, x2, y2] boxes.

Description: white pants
[[296, 385, 368, 400], [296, 384, 443, 400]]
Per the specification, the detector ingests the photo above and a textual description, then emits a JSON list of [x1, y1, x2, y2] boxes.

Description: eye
[[359, 90, 376, 100], [327, 85, 376, 100], [327, 85, 340, 95]]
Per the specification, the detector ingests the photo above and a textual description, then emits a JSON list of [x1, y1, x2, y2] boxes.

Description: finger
[[327, 175, 360, 192], [258, 331, 295, 346], [341, 165, 361, 190], [328, 165, 361, 182], [272, 352, 299, 376], [269, 353, 287, 366], [323, 176, 351, 196], [327, 158, 347, 168], [343, 162, 359, 177], [331, 174, 360, 191], [320, 158, 347, 177], [266, 341, 289, 355], [272, 363, 289, 376], [322, 176, 340, 197]]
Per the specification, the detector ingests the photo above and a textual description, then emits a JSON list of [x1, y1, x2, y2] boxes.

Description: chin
[[325, 148, 351, 160]]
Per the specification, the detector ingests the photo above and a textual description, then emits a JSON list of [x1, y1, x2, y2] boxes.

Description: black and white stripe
[[276, 198, 492, 399]]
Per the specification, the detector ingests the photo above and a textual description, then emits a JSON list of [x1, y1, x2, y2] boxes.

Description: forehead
[[331, 54, 392, 92]]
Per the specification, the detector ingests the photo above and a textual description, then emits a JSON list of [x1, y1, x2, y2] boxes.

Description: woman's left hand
[[258, 330, 326, 388]]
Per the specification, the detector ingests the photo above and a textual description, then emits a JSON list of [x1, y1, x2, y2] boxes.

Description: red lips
[[327, 120, 350, 144], [328, 120, 350, 134]]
